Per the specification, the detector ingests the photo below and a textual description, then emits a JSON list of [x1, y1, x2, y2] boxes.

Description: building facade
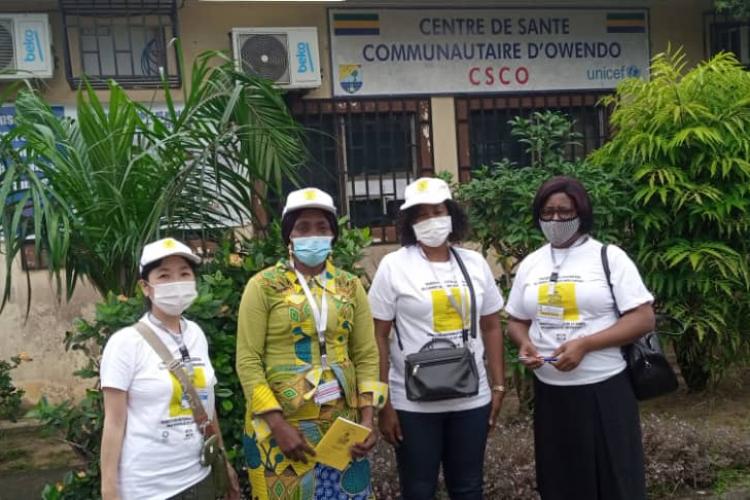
[[0, 0, 731, 399]]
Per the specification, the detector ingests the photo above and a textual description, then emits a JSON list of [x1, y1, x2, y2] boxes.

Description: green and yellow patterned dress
[[236, 259, 388, 500]]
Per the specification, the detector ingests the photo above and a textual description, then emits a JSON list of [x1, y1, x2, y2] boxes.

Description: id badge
[[538, 304, 565, 324], [314, 379, 342, 405]]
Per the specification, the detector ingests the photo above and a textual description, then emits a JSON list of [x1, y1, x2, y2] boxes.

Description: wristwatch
[[491, 384, 506, 394]]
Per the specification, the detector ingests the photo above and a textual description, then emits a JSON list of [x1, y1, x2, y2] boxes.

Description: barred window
[[61, 0, 180, 89], [455, 93, 610, 181], [291, 98, 433, 243], [707, 17, 750, 65]]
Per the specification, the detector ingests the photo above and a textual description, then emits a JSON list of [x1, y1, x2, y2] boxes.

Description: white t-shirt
[[505, 238, 654, 386], [368, 245, 505, 413], [100, 314, 217, 500]]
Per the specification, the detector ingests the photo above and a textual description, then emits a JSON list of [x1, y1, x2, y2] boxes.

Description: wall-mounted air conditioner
[[231, 27, 321, 89], [0, 13, 53, 80]]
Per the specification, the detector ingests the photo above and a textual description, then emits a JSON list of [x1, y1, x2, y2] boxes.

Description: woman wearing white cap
[[236, 188, 387, 499], [368, 177, 506, 500], [100, 238, 240, 500]]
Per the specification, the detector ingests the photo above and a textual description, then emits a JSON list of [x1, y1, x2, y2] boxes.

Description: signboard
[[329, 8, 650, 96]]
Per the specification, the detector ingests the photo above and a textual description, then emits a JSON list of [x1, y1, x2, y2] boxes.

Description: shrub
[[30, 220, 371, 499], [641, 414, 750, 496], [0, 354, 31, 422], [590, 49, 750, 389]]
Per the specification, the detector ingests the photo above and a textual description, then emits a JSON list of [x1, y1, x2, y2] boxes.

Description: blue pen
[[518, 356, 558, 363]]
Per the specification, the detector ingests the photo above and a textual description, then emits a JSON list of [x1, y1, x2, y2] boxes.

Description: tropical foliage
[[0, 49, 304, 312], [0, 353, 30, 421], [590, 50, 750, 389], [715, 0, 750, 18]]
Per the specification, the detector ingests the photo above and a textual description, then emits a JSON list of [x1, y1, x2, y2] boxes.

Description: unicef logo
[[627, 65, 641, 78]]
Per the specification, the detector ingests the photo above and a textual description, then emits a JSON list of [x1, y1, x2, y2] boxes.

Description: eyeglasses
[[539, 207, 577, 221]]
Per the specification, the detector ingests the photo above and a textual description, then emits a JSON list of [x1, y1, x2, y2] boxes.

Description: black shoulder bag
[[601, 244, 679, 401], [396, 247, 479, 402]]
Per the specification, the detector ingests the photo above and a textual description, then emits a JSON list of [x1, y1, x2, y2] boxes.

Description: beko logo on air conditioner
[[23, 28, 45, 63], [296, 42, 315, 74]]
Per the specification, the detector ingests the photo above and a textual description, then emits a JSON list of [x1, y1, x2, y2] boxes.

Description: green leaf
[[0, 46, 306, 307]]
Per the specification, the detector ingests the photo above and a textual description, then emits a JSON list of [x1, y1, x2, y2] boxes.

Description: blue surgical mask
[[291, 236, 333, 267]]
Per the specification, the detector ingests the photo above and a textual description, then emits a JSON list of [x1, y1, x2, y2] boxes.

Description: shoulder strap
[[392, 247, 478, 351], [450, 247, 478, 341], [133, 321, 214, 436], [600, 244, 622, 318], [393, 322, 405, 351]]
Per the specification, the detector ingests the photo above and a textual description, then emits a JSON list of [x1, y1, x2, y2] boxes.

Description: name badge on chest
[[538, 290, 565, 325]]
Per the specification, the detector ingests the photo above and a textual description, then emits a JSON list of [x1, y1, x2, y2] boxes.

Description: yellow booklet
[[314, 417, 372, 470]]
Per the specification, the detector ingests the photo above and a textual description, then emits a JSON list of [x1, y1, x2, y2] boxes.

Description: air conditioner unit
[[0, 13, 54, 80], [231, 27, 321, 89]]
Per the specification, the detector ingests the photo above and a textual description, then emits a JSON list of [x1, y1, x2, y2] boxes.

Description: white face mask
[[413, 215, 453, 248], [148, 281, 198, 316], [539, 217, 581, 247]]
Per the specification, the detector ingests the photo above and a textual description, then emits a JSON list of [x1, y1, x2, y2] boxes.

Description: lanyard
[[293, 267, 330, 369], [547, 236, 589, 296], [148, 313, 194, 376], [421, 248, 469, 334]]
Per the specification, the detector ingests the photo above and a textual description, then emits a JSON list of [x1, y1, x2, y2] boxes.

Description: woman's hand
[[268, 413, 316, 463], [351, 411, 377, 458], [518, 341, 544, 370], [378, 402, 403, 446], [488, 390, 505, 428], [224, 460, 241, 500], [552, 337, 589, 372]]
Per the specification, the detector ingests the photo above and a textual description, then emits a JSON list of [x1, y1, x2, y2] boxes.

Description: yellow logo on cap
[[162, 238, 177, 249], [416, 179, 430, 193], [303, 189, 318, 201]]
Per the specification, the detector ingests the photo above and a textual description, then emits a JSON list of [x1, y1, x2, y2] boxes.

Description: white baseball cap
[[282, 187, 337, 217], [139, 237, 201, 273], [400, 177, 452, 211]]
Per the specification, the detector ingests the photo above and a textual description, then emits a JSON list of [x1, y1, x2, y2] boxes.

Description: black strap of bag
[[600, 245, 623, 319], [600, 244, 679, 400], [393, 246, 477, 350]]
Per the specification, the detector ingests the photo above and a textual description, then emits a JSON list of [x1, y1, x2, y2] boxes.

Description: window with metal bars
[[455, 93, 610, 181], [705, 12, 750, 66], [289, 98, 433, 243], [60, 0, 180, 89]]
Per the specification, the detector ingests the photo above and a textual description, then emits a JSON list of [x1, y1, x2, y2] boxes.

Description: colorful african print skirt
[[244, 402, 374, 500]]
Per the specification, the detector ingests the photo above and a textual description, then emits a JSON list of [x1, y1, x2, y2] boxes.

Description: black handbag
[[396, 247, 480, 402], [601, 244, 679, 401]]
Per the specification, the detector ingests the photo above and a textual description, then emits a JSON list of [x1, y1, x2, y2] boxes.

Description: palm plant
[[0, 49, 304, 312], [591, 49, 750, 389]]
